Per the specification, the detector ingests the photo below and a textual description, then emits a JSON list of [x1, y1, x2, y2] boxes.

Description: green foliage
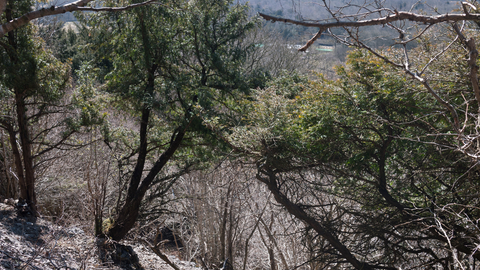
[[80, 0, 260, 155], [0, 27, 36, 91], [223, 41, 480, 265], [1, 21, 70, 106], [1, 26, 104, 136], [38, 21, 91, 75], [34, 38, 71, 102], [74, 1, 262, 234], [69, 64, 109, 131]]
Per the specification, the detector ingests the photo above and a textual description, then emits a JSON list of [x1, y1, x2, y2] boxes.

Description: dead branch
[[407, 70, 461, 133], [141, 239, 181, 270], [299, 28, 324, 52], [419, 35, 458, 76], [0, 0, 157, 37], [451, 23, 480, 109], [259, 11, 480, 52], [462, 2, 477, 15], [259, 12, 480, 29], [76, 0, 156, 12]]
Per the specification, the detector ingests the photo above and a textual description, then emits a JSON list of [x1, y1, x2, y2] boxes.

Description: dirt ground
[[0, 202, 201, 270]]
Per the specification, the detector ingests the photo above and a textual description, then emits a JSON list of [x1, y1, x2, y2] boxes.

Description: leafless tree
[[151, 161, 316, 270]]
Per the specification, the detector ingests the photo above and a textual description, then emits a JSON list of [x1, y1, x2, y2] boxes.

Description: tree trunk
[[107, 195, 143, 240], [15, 90, 37, 215], [2, 123, 22, 199], [256, 168, 376, 270], [107, 124, 186, 241], [5, 1, 36, 215], [220, 183, 232, 261]]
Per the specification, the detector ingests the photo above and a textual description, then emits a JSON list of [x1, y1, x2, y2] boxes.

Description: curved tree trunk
[[256, 168, 376, 270], [106, 9, 190, 241], [107, 122, 186, 241]]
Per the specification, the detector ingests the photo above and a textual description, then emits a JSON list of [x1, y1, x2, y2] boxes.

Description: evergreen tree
[[82, 0, 257, 240]]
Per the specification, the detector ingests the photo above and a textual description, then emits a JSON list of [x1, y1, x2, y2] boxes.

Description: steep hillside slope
[[0, 202, 200, 270]]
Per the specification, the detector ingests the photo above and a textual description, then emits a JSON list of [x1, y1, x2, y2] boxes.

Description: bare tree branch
[[451, 23, 480, 109], [299, 28, 324, 52], [462, 1, 477, 15], [419, 34, 458, 76], [259, 11, 480, 52], [0, 0, 157, 37], [76, 0, 156, 12], [141, 238, 181, 270]]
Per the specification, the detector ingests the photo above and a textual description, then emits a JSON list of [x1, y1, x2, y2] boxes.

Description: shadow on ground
[[97, 237, 144, 270]]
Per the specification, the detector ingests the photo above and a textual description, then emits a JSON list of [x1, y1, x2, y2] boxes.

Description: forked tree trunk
[[107, 196, 143, 240], [107, 119, 186, 241], [107, 9, 188, 241]]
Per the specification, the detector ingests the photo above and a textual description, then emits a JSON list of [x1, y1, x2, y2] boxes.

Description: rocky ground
[[0, 202, 201, 270]]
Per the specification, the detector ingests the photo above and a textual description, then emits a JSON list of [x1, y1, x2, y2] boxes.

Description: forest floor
[[0, 202, 200, 270]]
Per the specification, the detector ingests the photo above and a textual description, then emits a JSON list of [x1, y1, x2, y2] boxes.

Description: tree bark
[[14, 89, 37, 215], [1, 121, 23, 199], [220, 183, 232, 262], [107, 125, 186, 241]]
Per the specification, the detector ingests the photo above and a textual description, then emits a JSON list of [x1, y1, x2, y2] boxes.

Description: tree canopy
[[213, 0, 480, 268], [5, 0, 480, 269]]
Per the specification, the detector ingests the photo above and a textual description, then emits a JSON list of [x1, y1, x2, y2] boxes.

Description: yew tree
[[0, 0, 86, 214], [212, 0, 480, 269], [0, 0, 167, 215], [82, 0, 257, 240]]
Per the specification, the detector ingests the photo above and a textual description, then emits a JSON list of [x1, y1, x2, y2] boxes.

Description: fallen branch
[[141, 239, 181, 270]]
